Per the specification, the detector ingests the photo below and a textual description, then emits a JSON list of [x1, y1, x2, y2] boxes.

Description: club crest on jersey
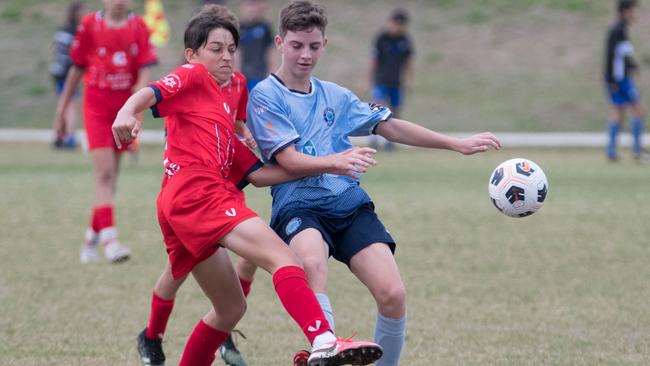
[[302, 140, 317, 156], [323, 107, 335, 127], [285, 217, 302, 236], [368, 103, 386, 113], [112, 51, 127, 67], [159, 74, 181, 94]]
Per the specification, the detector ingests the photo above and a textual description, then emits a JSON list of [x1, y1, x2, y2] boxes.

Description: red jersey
[[70, 11, 158, 91], [222, 71, 248, 122], [150, 63, 260, 184]]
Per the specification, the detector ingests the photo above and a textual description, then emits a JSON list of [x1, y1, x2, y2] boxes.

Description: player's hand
[[235, 120, 258, 151], [53, 112, 67, 140], [455, 132, 501, 155], [328, 146, 377, 177], [112, 115, 141, 149]]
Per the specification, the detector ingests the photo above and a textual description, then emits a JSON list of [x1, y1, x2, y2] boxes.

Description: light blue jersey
[[247, 74, 392, 224]]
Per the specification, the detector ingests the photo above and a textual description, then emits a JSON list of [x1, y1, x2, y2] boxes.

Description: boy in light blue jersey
[[247, 2, 501, 365]]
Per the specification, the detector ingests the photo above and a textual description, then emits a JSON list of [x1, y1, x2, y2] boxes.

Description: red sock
[[272, 266, 331, 344], [94, 205, 114, 231], [90, 208, 100, 232], [145, 292, 175, 340], [178, 319, 229, 366], [239, 277, 253, 298]]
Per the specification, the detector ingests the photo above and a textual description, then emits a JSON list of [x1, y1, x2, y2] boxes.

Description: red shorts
[[157, 167, 258, 279], [83, 87, 133, 151]]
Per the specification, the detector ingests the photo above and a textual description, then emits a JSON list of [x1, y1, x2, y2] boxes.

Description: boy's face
[[276, 28, 327, 79], [186, 28, 236, 85], [622, 7, 637, 23]]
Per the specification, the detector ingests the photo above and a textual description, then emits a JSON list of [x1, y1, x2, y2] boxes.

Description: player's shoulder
[[232, 71, 247, 85], [313, 77, 352, 97], [249, 76, 281, 98], [79, 12, 98, 28]]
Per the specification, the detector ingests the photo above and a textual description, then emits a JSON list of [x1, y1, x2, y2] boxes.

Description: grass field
[[1, 143, 649, 365]]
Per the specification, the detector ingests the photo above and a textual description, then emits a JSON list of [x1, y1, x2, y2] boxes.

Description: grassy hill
[[1, 0, 649, 131]]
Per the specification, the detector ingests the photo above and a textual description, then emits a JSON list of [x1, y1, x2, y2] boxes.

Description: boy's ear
[[323, 36, 328, 49], [274, 35, 283, 49]]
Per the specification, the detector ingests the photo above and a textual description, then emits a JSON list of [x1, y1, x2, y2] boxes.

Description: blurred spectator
[[49, 1, 85, 149], [604, 0, 646, 161], [237, 0, 275, 90], [364, 8, 414, 151]]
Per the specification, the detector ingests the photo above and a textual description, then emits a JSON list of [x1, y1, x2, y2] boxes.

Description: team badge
[[323, 107, 335, 127], [159, 74, 182, 95], [285, 217, 302, 236], [302, 140, 317, 156], [112, 51, 127, 67]]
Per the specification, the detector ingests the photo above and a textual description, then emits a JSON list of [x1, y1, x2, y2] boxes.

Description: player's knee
[[301, 256, 327, 278], [375, 283, 406, 310], [95, 168, 115, 186], [216, 299, 247, 328]]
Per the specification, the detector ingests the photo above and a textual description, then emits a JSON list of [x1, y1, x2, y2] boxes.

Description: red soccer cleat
[[293, 349, 310, 366], [307, 336, 383, 366]]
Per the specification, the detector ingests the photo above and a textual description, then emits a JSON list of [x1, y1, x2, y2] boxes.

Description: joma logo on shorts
[[225, 208, 236, 217]]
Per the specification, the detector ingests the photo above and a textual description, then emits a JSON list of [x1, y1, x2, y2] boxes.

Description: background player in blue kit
[[364, 8, 414, 151], [604, 0, 646, 161], [247, 1, 501, 365], [238, 0, 275, 90]]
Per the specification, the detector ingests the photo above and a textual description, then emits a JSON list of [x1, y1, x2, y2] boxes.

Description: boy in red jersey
[[53, 0, 158, 263], [113, 8, 384, 366]]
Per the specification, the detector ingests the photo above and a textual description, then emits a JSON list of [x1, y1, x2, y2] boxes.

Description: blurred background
[[2, 0, 649, 133]]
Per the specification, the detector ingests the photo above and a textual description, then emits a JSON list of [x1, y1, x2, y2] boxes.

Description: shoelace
[[336, 333, 356, 343]]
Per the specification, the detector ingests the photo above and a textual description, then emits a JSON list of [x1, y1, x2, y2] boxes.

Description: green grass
[[1, 143, 650, 365], [1, 0, 649, 131]]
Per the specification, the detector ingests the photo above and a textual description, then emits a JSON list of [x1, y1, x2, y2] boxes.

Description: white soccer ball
[[488, 158, 548, 218]]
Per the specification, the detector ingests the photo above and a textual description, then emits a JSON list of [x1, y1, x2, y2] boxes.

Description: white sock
[[98, 227, 118, 245], [312, 331, 336, 349]]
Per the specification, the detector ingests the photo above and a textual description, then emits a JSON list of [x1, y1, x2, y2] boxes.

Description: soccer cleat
[[218, 331, 247, 366], [99, 227, 131, 263], [80, 228, 99, 263], [293, 350, 310, 366], [137, 329, 165, 366], [307, 336, 383, 366]]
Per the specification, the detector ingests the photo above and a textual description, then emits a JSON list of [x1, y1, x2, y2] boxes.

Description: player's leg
[[630, 100, 646, 159], [350, 243, 406, 366], [89, 148, 130, 262], [218, 256, 258, 366], [289, 228, 335, 332], [178, 249, 246, 366], [138, 264, 186, 366], [221, 217, 382, 365], [607, 105, 625, 161]]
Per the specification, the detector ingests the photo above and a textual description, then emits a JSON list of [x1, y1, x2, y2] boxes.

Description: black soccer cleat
[[218, 331, 248, 366], [137, 328, 166, 366]]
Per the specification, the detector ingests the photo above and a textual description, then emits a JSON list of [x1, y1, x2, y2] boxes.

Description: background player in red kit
[[112, 8, 383, 366], [53, 0, 158, 264]]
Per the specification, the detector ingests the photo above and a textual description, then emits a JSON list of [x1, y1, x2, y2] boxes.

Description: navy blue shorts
[[272, 202, 396, 266], [372, 85, 403, 110]]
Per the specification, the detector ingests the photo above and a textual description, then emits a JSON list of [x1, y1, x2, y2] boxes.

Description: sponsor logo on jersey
[[112, 51, 127, 67], [323, 107, 335, 127], [302, 140, 317, 156], [223, 102, 231, 114], [159, 74, 181, 94], [285, 217, 302, 236]]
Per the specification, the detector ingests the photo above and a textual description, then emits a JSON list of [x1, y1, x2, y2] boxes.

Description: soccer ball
[[488, 158, 548, 218]]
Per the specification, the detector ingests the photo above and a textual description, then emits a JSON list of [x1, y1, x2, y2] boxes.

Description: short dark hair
[[279, 1, 327, 38], [618, 0, 638, 14], [184, 7, 240, 51], [390, 8, 409, 25]]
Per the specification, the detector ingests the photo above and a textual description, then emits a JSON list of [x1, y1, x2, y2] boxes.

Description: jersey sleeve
[[228, 138, 263, 190], [148, 64, 199, 118], [69, 15, 94, 68], [247, 88, 300, 162], [343, 88, 393, 137], [135, 16, 159, 68]]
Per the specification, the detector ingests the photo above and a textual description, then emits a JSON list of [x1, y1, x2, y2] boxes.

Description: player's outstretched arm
[[273, 146, 377, 179], [112, 87, 157, 148], [375, 118, 501, 155], [249, 146, 376, 186]]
